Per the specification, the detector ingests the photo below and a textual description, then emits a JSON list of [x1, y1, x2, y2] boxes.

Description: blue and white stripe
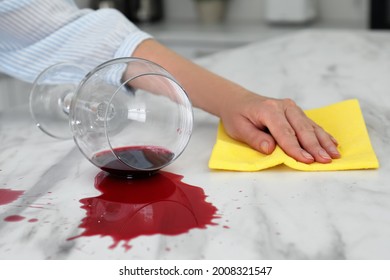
[[0, 0, 152, 82]]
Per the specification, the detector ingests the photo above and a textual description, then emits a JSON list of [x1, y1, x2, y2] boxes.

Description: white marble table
[[1, 30, 389, 260]]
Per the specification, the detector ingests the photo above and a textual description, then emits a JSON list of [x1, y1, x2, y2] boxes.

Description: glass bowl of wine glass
[[30, 57, 193, 178]]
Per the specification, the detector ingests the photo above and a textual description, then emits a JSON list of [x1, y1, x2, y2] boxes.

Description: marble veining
[[1, 30, 390, 259]]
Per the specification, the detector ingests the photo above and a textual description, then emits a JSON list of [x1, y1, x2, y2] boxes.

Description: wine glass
[[29, 57, 193, 178]]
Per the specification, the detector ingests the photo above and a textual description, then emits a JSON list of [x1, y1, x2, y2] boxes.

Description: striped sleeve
[[0, 0, 152, 82]]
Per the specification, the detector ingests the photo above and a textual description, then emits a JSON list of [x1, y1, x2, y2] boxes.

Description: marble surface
[[1, 29, 390, 260]]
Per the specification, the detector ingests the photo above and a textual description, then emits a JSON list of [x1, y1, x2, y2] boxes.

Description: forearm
[[132, 39, 259, 117]]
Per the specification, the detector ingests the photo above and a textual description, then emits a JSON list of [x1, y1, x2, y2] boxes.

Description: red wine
[[1, 189, 41, 223], [92, 146, 175, 178], [0, 189, 24, 205], [4, 215, 25, 222], [68, 171, 219, 250]]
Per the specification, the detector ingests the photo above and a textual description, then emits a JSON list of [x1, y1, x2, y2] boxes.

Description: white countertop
[[1, 29, 389, 260], [140, 20, 367, 58]]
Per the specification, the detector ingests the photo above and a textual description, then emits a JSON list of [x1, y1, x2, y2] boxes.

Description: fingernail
[[319, 149, 331, 160], [301, 149, 314, 160], [261, 141, 270, 154], [329, 146, 340, 158]]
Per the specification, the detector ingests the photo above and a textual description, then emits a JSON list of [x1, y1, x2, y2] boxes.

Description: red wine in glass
[[92, 145, 175, 178]]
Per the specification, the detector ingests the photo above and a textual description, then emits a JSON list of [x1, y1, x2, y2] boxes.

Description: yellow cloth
[[209, 99, 379, 171]]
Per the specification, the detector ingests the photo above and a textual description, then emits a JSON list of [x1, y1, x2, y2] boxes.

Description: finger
[[294, 123, 332, 163], [264, 111, 316, 164], [314, 126, 341, 159], [285, 106, 339, 163], [231, 119, 277, 155]]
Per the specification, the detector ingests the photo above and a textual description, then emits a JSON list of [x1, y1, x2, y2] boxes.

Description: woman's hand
[[219, 91, 340, 164]]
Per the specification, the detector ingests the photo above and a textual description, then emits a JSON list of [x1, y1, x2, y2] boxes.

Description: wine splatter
[[68, 171, 219, 250], [1, 189, 43, 223], [0, 188, 24, 205], [4, 215, 25, 222]]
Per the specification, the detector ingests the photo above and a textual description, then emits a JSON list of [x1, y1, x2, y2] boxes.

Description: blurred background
[[1, 0, 388, 111]]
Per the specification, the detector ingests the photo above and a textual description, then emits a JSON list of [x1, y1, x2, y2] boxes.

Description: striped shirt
[[0, 0, 152, 82]]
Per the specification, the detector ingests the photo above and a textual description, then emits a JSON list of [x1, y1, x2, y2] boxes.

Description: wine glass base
[[29, 63, 88, 139]]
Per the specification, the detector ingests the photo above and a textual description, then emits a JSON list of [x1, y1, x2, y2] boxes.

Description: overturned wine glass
[[29, 57, 193, 178]]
